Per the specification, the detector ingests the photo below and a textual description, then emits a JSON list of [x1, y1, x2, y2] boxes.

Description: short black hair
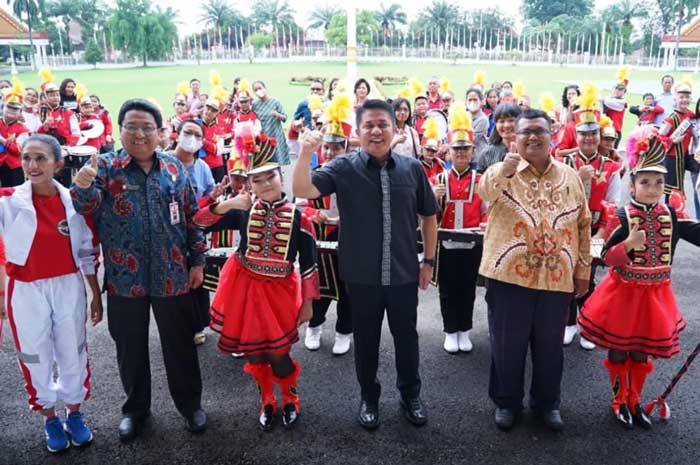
[[356, 99, 395, 128], [118, 98, 163, 129], [465, 88, 483, 100], [662, 75, 674, 83], [177, 118, 203, 135], [502, 80, 513, 88], [516, 108, 552, 128], [190, 78, 200, 84], [391, 97, 412, 125], [23, 133, 64, 161], [642, 92, 655, 100], [354, 78, 371, 96], [414, 95, 427, 103]]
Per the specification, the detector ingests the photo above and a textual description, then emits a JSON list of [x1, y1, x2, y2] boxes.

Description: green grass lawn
[[15, 61, 694, 140]]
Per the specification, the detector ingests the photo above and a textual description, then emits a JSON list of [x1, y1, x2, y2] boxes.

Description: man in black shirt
[[293, 99, 438, 430]]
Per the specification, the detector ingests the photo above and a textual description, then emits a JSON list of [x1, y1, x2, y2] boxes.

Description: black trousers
[[191, 285, 211, 332], [107, 294, 203, 418], [309, 283, 352, 334], [0, 165, 24, 187], [567, 263, 597, 326], [345, 282, 421, 403], [211, 165, 226, 183], [486, 279, 572, 412], [438, 245, 482, 333]]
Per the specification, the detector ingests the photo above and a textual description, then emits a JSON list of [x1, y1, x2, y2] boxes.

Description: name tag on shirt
[[169, 201, 181, 225]]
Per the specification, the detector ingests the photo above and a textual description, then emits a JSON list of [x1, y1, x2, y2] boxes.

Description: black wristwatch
[[422, 257, 435, 267]]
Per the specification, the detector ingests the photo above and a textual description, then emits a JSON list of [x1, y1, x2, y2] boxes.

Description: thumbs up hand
[[74, 152, 99, 189], [500, 142, 521, 178]]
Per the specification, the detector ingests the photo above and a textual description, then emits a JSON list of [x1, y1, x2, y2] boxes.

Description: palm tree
[[419, 0, 458, 48], [7, 0, 46, 70], [308, 3, 340, 30], [200, 0, 234, 49], [253, 0, 294, 31], [374, 3, 406, 45]]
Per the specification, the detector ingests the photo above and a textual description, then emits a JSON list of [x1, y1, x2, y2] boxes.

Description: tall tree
[[308, 3, 341, 30], [325, 11, 378, 47], [109, 0, 177, 66], [200, 0, 234, 49], [521, 0, 593, 24], [418, 0, 459, 47], [7, 0, 46, 69], [601, 0, 647, 54], [374, 3, 407, 45], [252, 0, 295, 31]]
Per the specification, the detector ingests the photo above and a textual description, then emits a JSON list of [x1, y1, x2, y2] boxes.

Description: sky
[[165, 0, 619, 37]]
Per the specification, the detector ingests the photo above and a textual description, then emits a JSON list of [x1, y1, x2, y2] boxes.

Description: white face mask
[[467, 102, 481, 112], [255, 88, 266, 98], [179, 134, 203, 153]]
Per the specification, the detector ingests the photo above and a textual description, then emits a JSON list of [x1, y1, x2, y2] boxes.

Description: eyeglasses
[[123, 125, 158, 135], [516, 128, 549, 137], [175, 101, 186, 106]]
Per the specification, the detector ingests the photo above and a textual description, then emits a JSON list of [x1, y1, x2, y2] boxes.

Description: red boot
[[244, 363, 277, 431], [603, 358, 634, 429], [628, 359, 654, 429], [273, 360, 301, 427]]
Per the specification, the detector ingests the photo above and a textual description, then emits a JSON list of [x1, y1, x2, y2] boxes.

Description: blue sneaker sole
[[64, 428, 94, 447]]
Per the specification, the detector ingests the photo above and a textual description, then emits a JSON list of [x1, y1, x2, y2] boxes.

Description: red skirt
[[578, 271, 685, 358], [209, 255, 301, 356]]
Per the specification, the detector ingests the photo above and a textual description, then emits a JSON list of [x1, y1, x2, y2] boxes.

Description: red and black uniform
[[554, 121, 578, 154], [95, 108, 114, 152], [217, 108, 236, 144], [78, 114, 103, 151], [38, 105, 79, 146], [194, 195, 320, 355], [168, 112, 194, 144], [561, 151, 623, 326], [658, 109, 695, 196], [299, 188, 351, 336], [414, 115, 427, 138], [433, 167, 486, 334], [629, 105, 664, 125], [421, 157, 445, 185], [578, 200, 700, 422], [0, 118, 30, 187], [200, 118, 226, 182]]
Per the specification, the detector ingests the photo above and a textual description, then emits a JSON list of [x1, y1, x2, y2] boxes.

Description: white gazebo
[[660, 17, 700, 68], [0, 6, 50, 70]]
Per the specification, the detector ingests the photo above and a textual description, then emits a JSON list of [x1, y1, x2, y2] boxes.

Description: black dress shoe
[[494, 408, 517, 431], [119, 412, 149, 443], [614, 404, 635, 430], [358, 401, 379, 430], [400, 397, 427, 427], [258, 404, 276, 432], [631, 404, 652, 430], [541, 409, 564, 431], [185, 409, 208, 433]]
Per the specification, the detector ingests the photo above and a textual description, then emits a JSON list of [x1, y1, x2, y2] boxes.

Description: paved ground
[[4, 188, 700, 465]]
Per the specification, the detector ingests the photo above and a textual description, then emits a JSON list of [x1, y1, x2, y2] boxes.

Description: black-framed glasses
[[516, 128, 549, 137]]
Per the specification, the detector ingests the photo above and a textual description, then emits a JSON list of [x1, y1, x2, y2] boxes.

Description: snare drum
[[65, 145, 98, 169], [203, 248, 234, 292]]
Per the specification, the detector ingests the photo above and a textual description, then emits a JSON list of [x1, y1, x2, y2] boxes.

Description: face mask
[[179, 135, 202, 153], [467, 102, 480, 112], [255, 88, 266, 98], [501, 89, 512, 96]]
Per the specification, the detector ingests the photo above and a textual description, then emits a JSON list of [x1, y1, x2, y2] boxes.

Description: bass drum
[[203, 248, 234, 292], [65, 145, 98, 169], [426, 109, 448, 140]]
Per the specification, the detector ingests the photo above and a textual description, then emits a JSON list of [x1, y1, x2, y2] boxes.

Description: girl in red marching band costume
[[578, 135, 700, 430], [420, 117, 446, 185], [194, 124, 320, 431], [433, 104, 487, 353], [1, 134, 102, 452]]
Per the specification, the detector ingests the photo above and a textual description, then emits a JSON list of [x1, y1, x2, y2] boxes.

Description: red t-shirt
[[6, 193, 77, 282]]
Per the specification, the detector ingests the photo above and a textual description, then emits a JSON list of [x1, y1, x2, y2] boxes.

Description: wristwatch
[[421, 257, 435, 267]]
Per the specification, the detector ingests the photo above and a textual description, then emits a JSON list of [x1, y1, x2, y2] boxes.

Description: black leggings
[[608, 350, 648, 364], [247, 353, 294, 378]]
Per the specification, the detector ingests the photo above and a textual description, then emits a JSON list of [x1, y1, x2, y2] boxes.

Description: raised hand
[[625, 222, 646, 251], [500, 142, 521, 178], [74, 152, 98, 189]]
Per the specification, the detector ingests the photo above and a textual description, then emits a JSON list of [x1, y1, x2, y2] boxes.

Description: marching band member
[[413, 95, 429, 137], [168, 82, 194, 146], [200, 96, 228, 182], [658, 82, 695, 199], [21, 87, 41, 132], [233, 80, 262, 137], [598, 116, 626, 175], [432, 103, 487, 353], [0, 78, 30, 187], [1, 134, 101, 452], [37, 69, 80, 147], [420, 117, 446, 184], [77, 95, 103, 152], [601, 67, 630, 148], [299, 94, 353, 355], [89, 95, 114, 153], [560, 83, 623, 349], [578, 135, 700, 430], [194, 125, 320, 431]]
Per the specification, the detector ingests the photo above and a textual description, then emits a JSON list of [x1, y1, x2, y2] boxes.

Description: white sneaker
[[443, 332, 459, 353], [332, 332, 352, 355], [563, 325, 578, 346], [304, 325, 322, 351], [579, 335, 596, 350], [458, 331, 473, 352]]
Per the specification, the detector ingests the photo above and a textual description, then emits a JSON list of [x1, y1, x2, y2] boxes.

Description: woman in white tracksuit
[[0, 134, 102, 453]]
